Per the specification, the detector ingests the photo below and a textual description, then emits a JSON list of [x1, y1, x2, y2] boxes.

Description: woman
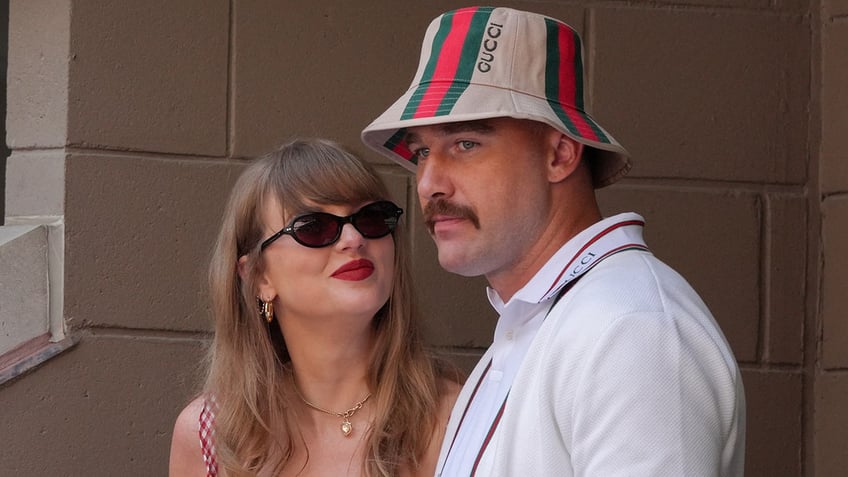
[[169, 139, 460, 476]]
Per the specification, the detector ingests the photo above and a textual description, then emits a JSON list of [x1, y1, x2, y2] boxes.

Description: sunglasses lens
[[354, 203, 399, 238], [277, 202, 401, 249], [291, 214, 340, 247]]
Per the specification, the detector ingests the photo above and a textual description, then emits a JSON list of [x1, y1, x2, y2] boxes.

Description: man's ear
[[547, 133, 584, 184]]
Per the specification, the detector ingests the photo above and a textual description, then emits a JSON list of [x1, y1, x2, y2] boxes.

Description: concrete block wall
[[1, 1, 235, 474], [0, 1, 8, 222], [0, 225, 48, 356], [816, 1, 848, 475], [0, 0, 841, 475]]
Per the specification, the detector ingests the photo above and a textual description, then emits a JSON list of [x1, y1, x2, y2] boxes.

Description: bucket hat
[[362, 6, 631, 188]]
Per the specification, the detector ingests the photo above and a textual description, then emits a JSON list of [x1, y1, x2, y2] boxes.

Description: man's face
[[405, 117, 556, 283]]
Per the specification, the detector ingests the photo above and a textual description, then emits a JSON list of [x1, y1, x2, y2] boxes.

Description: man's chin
[[436, 251, 483, 278]]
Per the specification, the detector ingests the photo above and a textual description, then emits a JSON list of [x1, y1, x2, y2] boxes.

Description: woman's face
[[256, 197, 396, 331]]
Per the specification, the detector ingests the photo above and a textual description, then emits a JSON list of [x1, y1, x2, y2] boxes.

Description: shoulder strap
[[199, 397, 218, 477]]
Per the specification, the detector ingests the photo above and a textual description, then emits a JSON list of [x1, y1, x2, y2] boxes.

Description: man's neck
[[487, 201, 602, 303]]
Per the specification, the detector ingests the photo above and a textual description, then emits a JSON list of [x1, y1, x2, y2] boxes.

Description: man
[[362, 6, 744, 476]]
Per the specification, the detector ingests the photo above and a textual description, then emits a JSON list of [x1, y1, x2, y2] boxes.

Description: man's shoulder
[[575, 250, 700, 307], [541, 249, 714, 341]]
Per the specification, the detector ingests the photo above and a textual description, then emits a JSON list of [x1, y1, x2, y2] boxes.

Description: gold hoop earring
[[257, 297, 275, 323]]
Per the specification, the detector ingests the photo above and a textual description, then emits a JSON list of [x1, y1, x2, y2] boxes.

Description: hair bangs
[[263, 139, 390, 221]]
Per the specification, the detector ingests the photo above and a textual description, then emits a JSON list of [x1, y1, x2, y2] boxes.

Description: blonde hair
[[204, 139, 450, 475]]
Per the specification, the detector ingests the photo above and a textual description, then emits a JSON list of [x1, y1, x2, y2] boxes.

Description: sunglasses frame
[[260, 200, 403, 250]]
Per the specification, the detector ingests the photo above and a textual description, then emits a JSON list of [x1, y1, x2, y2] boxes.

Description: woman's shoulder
[[438, 377, 462, 416], [169, 396, 209, 477], [433, 358, 464, 418], [412, 378, 461, 477]]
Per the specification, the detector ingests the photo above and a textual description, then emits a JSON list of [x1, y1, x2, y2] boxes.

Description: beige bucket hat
[[361, 6, 631, 188]]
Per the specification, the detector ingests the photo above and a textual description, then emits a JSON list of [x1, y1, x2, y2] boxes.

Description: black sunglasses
[[260, 201, 404, 250]]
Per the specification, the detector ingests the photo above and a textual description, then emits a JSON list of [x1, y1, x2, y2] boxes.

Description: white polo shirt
[[437, 213, 745, 476]]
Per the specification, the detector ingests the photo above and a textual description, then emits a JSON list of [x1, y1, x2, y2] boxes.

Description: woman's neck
[[281, 315, 375, 412]]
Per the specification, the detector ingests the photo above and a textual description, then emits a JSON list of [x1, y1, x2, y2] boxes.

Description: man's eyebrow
[[441, 121, 495, 135], [403, 121, 496, 145], [403, 130, 422, 146]]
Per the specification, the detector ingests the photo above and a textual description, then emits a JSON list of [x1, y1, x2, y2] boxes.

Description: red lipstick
[[332, 259, 374, 281]]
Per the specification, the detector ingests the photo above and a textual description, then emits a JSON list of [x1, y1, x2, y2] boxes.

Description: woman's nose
[[335, 222, 366, 250]]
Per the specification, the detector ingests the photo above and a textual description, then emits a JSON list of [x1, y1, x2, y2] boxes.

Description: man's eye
[[458, 140, 477, 151], [412, 147, 430, 160]]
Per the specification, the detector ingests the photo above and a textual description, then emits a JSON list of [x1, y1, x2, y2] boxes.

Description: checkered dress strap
[[199, 396, 218, 477]]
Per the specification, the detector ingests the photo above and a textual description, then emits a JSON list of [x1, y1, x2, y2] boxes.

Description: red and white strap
[[199, 397, 218, 477]]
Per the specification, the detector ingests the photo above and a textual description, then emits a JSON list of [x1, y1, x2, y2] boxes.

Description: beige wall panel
[[64, 154, 246, 332], [824, 0, 848, 17], [592, 8, 809, 184], [773, 0, 813, 12], [229, 1, 583, 160], [821, 20, 848, 194], [231, 0, 435, 160], [822, 195, 848, 368], [66, 0, 229, 156], [764, 195, 806, 364], [439, 348, 487, 377], [598, 186, 760, 362], [643, 0, 808, 10], [0, 332, 206, 475], [741, 369, 802, 477], [6, 0, 71, 149], [4, 151, 66, 217], [0, 226, 49, 355], [373, 167, 410, 211], [815, 372, 848, 475]]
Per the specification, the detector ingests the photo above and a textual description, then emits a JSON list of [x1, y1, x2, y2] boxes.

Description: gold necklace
[[293, 383, 371, 437]]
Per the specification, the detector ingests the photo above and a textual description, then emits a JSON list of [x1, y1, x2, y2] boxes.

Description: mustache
[[423, 199, 480, 231]]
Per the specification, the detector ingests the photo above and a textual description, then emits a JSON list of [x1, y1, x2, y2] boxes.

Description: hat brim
[[362, 82, 631, 188]]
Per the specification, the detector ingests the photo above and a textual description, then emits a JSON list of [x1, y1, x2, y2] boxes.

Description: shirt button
[[505, 330, 514, 341]]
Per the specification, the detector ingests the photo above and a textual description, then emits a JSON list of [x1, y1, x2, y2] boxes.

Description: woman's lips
[[332, 259, 375, 281]]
